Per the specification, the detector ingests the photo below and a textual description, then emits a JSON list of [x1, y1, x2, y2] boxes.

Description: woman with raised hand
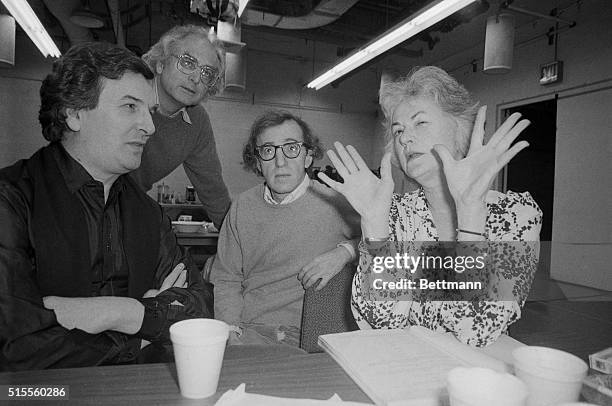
[[318, 66, 542, 347]]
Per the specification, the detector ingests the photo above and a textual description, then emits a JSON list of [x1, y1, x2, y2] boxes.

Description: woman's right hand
[[317, 142, 394, 238]]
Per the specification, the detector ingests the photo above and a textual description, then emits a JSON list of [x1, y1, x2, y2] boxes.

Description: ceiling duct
[[42, 0, 94, 44], [241, 0, 359, 30], [70, 0, 105, 28]]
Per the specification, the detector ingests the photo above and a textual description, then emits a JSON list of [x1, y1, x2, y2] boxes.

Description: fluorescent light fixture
[[1, 0, 61, 58], [307, 0, 477, 90], [238, 0, 250, 18]]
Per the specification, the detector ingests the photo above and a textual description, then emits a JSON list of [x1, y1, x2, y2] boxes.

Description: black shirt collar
[[50, 141, 126, 195]]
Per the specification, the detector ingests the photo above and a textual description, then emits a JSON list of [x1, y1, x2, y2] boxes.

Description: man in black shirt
[[0, 43, 213, 371]]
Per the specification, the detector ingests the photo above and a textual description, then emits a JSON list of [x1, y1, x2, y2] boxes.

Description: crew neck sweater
[[210, 181, 360, 329], [130, 105, 230, 227]]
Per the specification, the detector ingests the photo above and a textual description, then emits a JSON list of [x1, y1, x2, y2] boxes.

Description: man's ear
[[65, 108, 82, 132], [156, 60, 164, 75], [256, 159, 263, 176]]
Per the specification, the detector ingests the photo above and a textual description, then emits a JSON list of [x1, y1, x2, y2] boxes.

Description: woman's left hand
[[433, 105, 530, 211]]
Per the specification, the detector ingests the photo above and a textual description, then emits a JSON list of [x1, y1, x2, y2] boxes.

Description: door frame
[[496, 94, 557, 192]]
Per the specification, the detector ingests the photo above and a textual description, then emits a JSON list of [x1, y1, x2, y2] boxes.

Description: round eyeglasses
[[256, 142, 306, 161], [171, 54, 220, 87]]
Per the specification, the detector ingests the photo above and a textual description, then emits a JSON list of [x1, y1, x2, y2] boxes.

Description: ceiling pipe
[[242, 0, 359, 30], [41, 0, 94, 44], [501, 1, 576, 27], [70, 0, 105, 28], [106, 0, 124, 47]]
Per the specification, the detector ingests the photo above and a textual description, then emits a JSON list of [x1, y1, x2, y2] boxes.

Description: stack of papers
[[318, 326, 512, 406]]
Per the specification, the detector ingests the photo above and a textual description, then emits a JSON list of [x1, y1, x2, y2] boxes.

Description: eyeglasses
[[255, 142, 306, 161], [171, 54, 220, 87]]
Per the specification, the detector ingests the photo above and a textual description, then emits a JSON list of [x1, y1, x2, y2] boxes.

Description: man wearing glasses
[[130, 25, 231, 228], [0, 43, 212, 371], [210, 111, 360, 346]]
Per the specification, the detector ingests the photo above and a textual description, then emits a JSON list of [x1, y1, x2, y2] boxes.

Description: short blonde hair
[[379, 66, 479, 157], [143, 24, 225, 97]]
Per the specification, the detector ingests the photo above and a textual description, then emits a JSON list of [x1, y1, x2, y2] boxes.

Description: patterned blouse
[[351, 188, 543, 347]]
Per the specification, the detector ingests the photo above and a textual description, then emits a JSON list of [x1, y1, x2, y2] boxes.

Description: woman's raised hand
[[433, 105, 530, 211], [318, 142, 394, 238]]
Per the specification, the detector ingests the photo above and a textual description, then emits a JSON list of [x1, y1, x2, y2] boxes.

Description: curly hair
[[379, 66, 479, 157], [242, 110, 324, 176], [38, 42, 153, 142], [142, 24, 225, 97]]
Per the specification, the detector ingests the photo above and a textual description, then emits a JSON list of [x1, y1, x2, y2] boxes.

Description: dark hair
[[39, 42, 154, 142], [242, 110, 324, 176]]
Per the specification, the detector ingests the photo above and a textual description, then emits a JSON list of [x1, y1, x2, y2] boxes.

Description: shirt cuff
[[136, 297, 167, 342], [337, 241, 357, 261], [98, 331, 141, 365]]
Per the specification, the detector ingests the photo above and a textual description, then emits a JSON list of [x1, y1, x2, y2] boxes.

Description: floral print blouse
[[351, 188, 543, 347]]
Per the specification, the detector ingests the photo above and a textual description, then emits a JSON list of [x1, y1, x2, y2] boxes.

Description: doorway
[[502, 98, 556, 278]]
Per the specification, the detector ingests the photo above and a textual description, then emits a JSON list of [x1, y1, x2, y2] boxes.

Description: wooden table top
[[0, 345, 370, 405], [0, 330, 593, 405]]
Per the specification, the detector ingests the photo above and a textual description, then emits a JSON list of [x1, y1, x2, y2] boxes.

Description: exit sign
[[539, 61, 563, 85]]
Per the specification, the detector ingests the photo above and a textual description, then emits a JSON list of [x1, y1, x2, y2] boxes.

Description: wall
[[156, 99, 378, 200], [2, 1, 609, 289], [0, 34, 53, 167], [420, 0, 612, 289], [0, 30, 381, 202], [553, 88, 611, 288], [164, 29, 381, 199]]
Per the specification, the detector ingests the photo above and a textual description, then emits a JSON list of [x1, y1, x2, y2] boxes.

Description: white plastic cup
[[447, 367, 528, 406], [512, 346, 588, 406], [170, 319, 229, 399]]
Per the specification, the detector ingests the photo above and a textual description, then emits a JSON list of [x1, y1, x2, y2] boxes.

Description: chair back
[[201, 255, 215, 281], [299, 265, 358, 353]]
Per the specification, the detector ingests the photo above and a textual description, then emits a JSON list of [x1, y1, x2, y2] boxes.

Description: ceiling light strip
[[1, 0, 61, 57], [238, 0, 250, 18], [307, 0, 477, 90]]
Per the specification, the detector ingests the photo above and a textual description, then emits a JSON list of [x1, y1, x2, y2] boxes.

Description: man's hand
[[297, 246, 352, 291], [43, 296, 144, 335], [143, 262, 187, 299]]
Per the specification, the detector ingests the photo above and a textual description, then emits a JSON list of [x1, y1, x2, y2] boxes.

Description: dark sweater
[[130, 105, 231, 227]]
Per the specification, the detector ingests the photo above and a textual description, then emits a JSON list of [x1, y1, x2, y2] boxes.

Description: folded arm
[[0, 184, 140, 371], [0, 184, 212, 370], [133, 211, 214, 343]]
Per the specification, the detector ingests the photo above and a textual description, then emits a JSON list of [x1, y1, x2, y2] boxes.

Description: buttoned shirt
[[263, 175, 310, 205], [263, 175, 356, 260], [0, 143, 212, 371]]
